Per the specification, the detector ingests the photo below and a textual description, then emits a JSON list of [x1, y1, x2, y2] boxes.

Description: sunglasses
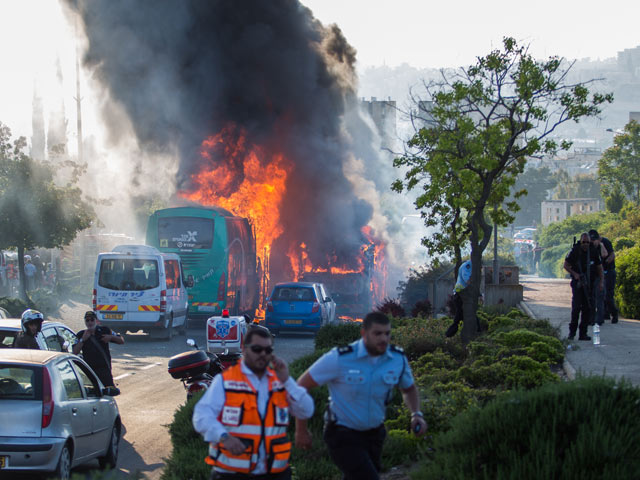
[[247, 344, 274, 355]]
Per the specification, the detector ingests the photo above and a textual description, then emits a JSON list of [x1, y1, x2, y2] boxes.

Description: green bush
[[392, 317, 453, 360], [314, 322, 361, 350], [538, 243, 570, 278], [0, 296, 30, 317], [381, 429, 425, 470], [614, 245, 640, 319], [161, 392, 209, 480], [614, 236, 636, 251], [411, 377, 640, 480]]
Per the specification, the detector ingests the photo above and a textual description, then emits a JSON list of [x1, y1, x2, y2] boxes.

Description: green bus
[[146, 206, 260, 321]]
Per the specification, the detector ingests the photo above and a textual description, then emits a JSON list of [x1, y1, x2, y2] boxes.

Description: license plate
[[104, 313, 123, 319], [284, 320, 302, 325], [198, 306, 217, 312], [0, 456, 8, 468]]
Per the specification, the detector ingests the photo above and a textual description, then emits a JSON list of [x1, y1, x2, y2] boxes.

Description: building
[[541, 198, 601, 226], [361, 97, 397, 151]]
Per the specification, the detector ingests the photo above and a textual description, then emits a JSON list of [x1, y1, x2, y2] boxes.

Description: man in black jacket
[[563, 233, 604, 340], [589, 229, 619, 324], [13, 309, 44, 349], [73, 311, 124, 387]]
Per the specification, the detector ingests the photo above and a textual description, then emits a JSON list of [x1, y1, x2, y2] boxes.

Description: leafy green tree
[[0, 122, 94, 299], [599, 120, 640, 205], [393, 38, 612, 343], [508, 166, 556, 226], [552, 169, 601, 200]]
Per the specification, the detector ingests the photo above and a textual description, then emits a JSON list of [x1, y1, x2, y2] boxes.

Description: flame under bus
[[146, 206, 259, 322]]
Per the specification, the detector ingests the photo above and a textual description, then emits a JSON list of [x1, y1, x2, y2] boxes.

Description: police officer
[[193, 325, 314, 479], [295, 312, 426, 480], [563, 232, 604, 340], [588, 229, 619, 324]]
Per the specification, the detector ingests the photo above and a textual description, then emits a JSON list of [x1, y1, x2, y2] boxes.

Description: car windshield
[[99, 258, 159, 291], [272, 287, 316, 302], [0, 365, 41, 400]]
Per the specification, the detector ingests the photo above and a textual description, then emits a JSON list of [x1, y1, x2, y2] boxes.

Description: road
[[49, 300, 316, 479]]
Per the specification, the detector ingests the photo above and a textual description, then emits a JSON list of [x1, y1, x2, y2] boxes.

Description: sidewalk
[[520, 275, 640, 386]]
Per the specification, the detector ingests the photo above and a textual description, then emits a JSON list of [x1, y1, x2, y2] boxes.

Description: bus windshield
[[98, 258, 159, 291], [157, 217, 214, 250]]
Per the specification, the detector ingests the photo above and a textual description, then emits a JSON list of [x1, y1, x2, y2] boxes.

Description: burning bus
[[146, 206, 260, 321]]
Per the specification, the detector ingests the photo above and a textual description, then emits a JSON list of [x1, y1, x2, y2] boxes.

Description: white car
[[0, 349, 121, 479], [0, 318, 77, 352]]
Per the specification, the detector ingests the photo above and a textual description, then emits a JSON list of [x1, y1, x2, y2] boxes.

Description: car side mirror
[[186, 338, 196, 348], [185, 275, 194, 288], [324, 297, 332, 303], [102, 386, 120, 397]]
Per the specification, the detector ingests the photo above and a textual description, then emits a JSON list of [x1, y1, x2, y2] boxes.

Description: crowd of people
[[563, 229, 618, 340], [0, 253, 56, 296]]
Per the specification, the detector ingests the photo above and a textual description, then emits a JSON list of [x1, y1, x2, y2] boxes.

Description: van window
[[99, 258, 159, 291], [272, 287, 316, 302], [164, 260, 181, 289]]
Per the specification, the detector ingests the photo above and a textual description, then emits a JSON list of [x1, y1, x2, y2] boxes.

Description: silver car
[[0, 349, 121, 479]]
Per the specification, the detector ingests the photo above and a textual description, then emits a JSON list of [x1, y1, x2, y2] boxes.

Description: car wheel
[[98, 424, 120, 470], [52, 443, 71, 480]]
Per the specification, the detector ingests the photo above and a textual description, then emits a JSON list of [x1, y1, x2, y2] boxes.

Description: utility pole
[[74, 19, 83, 163], [493, 205, 499, 285]]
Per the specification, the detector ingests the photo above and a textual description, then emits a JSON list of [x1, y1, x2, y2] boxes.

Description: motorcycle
[[168, 339, 224, 400]]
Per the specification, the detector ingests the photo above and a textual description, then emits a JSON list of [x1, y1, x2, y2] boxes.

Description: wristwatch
[[411, 411, 424, 418]]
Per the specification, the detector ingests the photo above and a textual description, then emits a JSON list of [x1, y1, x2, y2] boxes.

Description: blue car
[[265, 282, 334, 335]]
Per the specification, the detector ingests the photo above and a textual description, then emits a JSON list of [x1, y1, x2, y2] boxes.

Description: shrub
[[614, 245, 640, 319], [314, 322, 361, 351], [375, 297, 406, 317], [411, 377, 640, 480], [381, 429, 425, 470], [411, 299, 432, 318], [538, 243, 571, 278], [161, 392, 209, 480], [614, 236, 635, 251], [392, 317, 451, 360], [0, 296, 30, 317]]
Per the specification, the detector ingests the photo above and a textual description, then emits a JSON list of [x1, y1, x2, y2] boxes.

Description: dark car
[[265, 282, 335, 335]]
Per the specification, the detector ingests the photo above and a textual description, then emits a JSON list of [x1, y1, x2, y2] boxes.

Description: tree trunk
[[17, 244, 27, 301]]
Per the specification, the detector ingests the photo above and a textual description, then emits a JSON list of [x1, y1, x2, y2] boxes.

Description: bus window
[[158, 217, 214, 250]]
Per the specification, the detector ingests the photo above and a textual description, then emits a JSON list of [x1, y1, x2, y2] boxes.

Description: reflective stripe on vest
[[206, 363, 291, 474]]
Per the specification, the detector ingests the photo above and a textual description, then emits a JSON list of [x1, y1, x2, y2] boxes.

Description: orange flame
[[180, 124, 290, 262]]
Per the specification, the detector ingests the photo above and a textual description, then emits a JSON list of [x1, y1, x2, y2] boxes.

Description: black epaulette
[[390, 344, 405, 355], [337, 345, 354, 355]]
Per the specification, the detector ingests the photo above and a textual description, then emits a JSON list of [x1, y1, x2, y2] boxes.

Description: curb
[[518, 301, 576, 381]]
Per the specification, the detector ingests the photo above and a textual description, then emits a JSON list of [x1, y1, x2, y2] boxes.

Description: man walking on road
[[564, 233, 604, 340], [295, 312, 427, 480], [193, 325, 313, 479], [72, 311, 124, 387], [589, 229, 619, 324]]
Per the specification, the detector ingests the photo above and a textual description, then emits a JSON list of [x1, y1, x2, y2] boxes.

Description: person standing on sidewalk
[[295, 312, 427, 480], [564, 233, 604, 340], [589, 229, 619, 324], [72, 311, 124, 387]]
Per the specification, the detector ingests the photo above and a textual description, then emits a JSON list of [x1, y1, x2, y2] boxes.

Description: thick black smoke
[[67, 0, 375, 280]]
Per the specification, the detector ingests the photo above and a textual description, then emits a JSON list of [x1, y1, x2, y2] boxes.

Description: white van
[[93, 245, 193, 339]]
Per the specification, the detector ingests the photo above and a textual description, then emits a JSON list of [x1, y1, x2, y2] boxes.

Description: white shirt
[[193, 360, 314, 474]]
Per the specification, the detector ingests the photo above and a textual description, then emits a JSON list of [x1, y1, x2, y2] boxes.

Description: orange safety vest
[[205, 363, 291, 474]]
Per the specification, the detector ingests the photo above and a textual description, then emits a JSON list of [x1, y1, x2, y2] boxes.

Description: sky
[[301, 0, 640, 69], [1, 0, 640, 143]]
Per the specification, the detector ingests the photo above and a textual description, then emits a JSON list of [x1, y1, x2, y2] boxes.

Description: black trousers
[[324, 423, 386, 480], [570, 282, 591, 337], [604, 269, 618, 320], [211, 466, 291, 480]]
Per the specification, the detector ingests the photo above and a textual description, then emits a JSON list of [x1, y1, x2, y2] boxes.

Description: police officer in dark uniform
[[563, 232, 604, 340], [588, 229, 619, 324], [295, 312, 426, 480]]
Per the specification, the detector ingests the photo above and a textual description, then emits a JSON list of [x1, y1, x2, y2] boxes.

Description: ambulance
[[206, 309, 248, 367], [93, 244, 193, 339]]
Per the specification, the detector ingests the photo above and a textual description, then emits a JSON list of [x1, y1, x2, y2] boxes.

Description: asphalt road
[[48, 300, 316, 479]]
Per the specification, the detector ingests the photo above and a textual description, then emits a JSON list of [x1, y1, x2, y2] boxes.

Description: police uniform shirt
[[565, 244, 601, 281], [308, 338, 414, 431], [74, 326, 116, 368]]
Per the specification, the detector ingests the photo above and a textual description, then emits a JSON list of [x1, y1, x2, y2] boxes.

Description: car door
[[71, 359, 113, 455], [41, 327, 65, 352], [55, 360, 95, 461], [319, 284, 336, 324], [56, 326, 77, 353]]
